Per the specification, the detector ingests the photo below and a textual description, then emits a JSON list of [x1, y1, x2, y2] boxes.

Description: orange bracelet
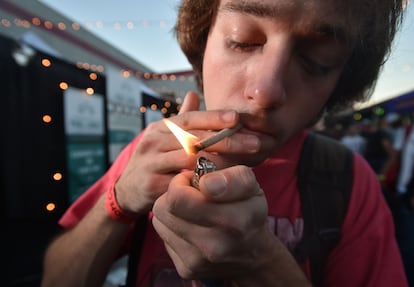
[[105, 183, 135, 224]]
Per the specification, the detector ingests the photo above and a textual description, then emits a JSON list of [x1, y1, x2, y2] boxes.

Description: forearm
[[41, 194, 131, 287]]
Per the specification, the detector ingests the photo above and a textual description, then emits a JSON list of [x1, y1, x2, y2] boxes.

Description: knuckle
[[205, 242, 227, 264], [178, 254, 205, 278], [221, 137, 234, 150], [146, 121, 158, 131], [235, 166, 262, 194], [173, 112, 192, 129]]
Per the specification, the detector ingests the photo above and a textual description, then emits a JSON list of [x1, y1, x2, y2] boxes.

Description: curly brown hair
[[175, 0, 404, 112]]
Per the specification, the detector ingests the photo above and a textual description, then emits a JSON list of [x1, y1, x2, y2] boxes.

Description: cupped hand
[[113, 91, 269, 217], [152, 165, 271, 280]]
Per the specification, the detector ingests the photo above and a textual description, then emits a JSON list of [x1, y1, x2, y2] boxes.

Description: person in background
[[396, 122, 414, 287], [383, 113, 406, 193], [41, 0, 408, 286], [363, 117, 395, 178], [397, 126, 414, 209], [340, 122, 366, 154]]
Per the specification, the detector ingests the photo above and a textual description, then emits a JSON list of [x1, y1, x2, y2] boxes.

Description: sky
[[38, 0, 414, 107]]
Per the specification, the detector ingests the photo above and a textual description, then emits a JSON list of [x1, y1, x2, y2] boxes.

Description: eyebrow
[[221, 1, 292, 19], [221, 0, 350, 44]]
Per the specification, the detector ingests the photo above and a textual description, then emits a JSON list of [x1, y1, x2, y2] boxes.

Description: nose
[[244, 36, 291, 110]]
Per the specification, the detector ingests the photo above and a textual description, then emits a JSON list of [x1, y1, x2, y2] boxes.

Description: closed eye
[[300, 55, 334, 76], [226, 39, 262, 52]]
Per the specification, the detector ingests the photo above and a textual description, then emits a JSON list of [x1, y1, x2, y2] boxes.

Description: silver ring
[[191, 157, 216, 189]]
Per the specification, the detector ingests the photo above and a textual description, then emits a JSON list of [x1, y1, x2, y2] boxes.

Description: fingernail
[[221, 110, 236, 123], [243, 135, 260, 152], [204, 173, 227, 196]]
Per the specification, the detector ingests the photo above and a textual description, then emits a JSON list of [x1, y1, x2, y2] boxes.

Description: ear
[[178, 91, 200, 114]]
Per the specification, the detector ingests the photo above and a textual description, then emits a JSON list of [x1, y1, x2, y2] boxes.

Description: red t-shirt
[[59, 130, 408, 287]]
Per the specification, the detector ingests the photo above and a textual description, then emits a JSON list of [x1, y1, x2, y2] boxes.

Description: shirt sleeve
[[323, 153, 408, 287], [59, 132, 144, 229]]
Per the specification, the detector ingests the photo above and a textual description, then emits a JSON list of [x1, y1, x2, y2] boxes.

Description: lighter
[[191, 157, 226, 287], [192, 157, 216, 189]]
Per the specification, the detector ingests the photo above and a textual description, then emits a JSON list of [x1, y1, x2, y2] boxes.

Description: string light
[[89, 73, 98, 80], [0, 43, 179, 219], [42, 115, 52, 123], [53, 172, 63, 181], [76, 62, 104, 72], [13, 18, 30, 28], [41, 58, 51, 67], [2, 15, 197, 82], [3, 16, 185, 119], [107, 100, 178, 116], [1, 18, 11, 27], [46, 202, 56, 212], [32, 17, 41, 26], [59, 82, 68, 90], [48, 18, 174, 30], [44, 20, 53, 30], [72, 22, 81, 30], [374, 107, 385, 116], [126, 21, 134, 29], [121, 70, 131, 78], [353, 113, 363, 121], [57, 22, 66, 30], [86, 87, 94, 95]]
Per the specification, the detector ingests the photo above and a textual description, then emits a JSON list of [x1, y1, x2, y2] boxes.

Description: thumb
[[178, 91, 200, 114]]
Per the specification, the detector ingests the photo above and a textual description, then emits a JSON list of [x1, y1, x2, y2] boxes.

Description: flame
[[163, 118, 199, 155]]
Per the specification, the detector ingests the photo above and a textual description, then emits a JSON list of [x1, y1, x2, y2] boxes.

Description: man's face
[[202, 0, 351, 156]]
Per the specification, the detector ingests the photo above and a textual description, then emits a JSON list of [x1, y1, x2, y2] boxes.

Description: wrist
[[105, 182, 136, 224]]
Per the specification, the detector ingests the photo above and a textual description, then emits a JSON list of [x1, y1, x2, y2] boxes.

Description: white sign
[[64, 87, 105, 136]]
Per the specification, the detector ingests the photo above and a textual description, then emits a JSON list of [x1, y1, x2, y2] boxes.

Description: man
[[41, 0, 408, 286], [398, 126, 414, 209], [340, 123, 366, 154]]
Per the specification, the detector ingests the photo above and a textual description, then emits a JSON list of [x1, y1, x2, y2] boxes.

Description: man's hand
[[152, 165, 268, 279], [152, 165, 311, 286], [114, 91, 266, 217]]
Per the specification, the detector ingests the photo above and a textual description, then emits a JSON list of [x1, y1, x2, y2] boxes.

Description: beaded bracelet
[[105, 182, 135, 224]]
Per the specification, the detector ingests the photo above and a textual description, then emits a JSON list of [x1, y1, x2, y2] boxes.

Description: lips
[[239, 125, 275, 138], [237, 112, 278, 138]]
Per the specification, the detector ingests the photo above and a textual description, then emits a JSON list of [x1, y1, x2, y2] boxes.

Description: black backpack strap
[[125, 215, 148, 287], [296, 132, 353, 286]]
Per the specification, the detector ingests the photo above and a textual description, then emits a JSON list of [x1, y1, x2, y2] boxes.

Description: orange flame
[[163, 118, 199, 155]]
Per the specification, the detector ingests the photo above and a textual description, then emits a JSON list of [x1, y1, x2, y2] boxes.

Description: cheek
[[282, 69, 341, 130], [292, 67, 342, 108], [202, 52, 226, 109], [292, 83, 332, 120], [202, 37, 244, 110]]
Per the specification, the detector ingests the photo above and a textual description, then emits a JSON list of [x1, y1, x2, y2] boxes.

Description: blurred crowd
[[318, 112, 414, 285], [339, 113, 414, 208]]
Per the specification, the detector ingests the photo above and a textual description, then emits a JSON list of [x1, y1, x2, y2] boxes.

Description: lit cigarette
[[191, 123, 243, 153]]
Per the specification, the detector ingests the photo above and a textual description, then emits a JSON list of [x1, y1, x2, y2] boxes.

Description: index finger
[[170, 109, 240, 132]]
